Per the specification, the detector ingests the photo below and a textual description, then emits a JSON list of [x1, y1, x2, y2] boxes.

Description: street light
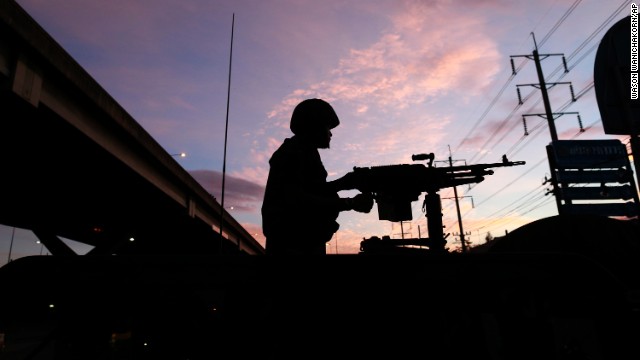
[[36, 240, 44, 255], [171, 152, 187, 158]]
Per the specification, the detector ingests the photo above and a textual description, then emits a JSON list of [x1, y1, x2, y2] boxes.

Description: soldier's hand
[[351, 193, 374, 213], [330, 171, 359, 191]]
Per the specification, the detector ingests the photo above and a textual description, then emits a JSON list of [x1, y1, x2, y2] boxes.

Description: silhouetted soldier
[[261, 98, 373, 255]]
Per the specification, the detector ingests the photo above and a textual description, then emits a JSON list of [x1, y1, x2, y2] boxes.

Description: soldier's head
[[290, 98, 339, 149]]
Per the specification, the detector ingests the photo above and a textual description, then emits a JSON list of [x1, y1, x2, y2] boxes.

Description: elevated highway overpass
[[0, 0, 264, 256]]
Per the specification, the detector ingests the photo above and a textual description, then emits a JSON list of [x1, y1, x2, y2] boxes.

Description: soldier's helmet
[[290, 98, 340, 135]]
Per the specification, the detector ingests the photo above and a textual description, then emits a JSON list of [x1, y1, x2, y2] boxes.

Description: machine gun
[[347, 153, 525, 252]]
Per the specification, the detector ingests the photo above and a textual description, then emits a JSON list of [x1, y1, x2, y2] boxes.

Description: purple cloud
[[189, 169, 265, 213]]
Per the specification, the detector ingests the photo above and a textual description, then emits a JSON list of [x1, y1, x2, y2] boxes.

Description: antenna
[[219, 13, 235, 251]]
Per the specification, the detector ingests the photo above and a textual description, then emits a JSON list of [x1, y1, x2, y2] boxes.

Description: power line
[[460, 31, 604, 215], [445, 157, 547, 231], [454, 2, 626, 169], [467, 103, 523, 164], [538, 0, 583, 48], [476, 194, 553, 234], [447, 89, 594, 235], [545, 0, 630, 79], [454, 66, 522, 153], [469, 1, 627, 163], [456, 117, 601, 235], [480, 183, 547, 220], [507, 83, 591, 158], [437, 3, 631, 243], [454, 0, 583, 154], [471, 95, 544, 164], [471, 157, 547, 210]]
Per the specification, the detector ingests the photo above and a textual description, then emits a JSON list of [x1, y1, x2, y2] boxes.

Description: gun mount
[[349, 153, 525, 252]]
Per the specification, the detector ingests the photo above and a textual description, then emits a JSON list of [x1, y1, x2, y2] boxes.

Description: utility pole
[[453, 231, 472, 251], [449, 146, 467, 253], [435, 148, 472, 252], [392, 221, 412, 240], [532, 34, 558, 142], [511, 33, 582, 141], [511, 32, 583, 215]]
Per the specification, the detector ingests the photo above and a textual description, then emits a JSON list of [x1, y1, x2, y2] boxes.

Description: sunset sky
[[1, 0, 635, 260]]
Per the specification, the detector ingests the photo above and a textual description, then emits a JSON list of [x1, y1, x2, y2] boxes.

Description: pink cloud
[[266, 1, 502, 137]]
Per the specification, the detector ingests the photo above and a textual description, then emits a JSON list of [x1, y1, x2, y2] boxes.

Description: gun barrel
[[442, 160, 525, 173]]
